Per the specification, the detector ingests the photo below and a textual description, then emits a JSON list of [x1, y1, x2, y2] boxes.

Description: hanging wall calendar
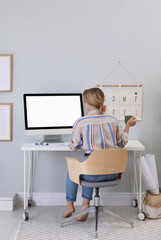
[[97, 85, 142, 120], [97, 62, 143, 120]]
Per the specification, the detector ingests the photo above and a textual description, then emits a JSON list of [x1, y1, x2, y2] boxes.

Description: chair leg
[[95, 207, 99, 238], [101, 207, 134, 228], [60, 206, 96, 227], [94, 188, 100, 238]]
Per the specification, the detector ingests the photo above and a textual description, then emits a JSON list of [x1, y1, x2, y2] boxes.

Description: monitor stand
[[44, 134, 72, 143]]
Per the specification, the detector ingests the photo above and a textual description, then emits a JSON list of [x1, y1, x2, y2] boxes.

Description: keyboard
[[62, 142, 70, 146]]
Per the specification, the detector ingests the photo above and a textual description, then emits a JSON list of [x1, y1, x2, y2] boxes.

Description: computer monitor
[[23, 93, 84, 136]]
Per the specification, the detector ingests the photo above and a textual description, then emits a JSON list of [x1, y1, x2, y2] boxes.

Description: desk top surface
[[21, 139, 145, 152]]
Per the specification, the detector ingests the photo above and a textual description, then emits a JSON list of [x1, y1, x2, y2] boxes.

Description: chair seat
[[80, 178, 121, 188]]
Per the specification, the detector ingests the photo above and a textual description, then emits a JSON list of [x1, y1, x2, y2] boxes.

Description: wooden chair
[[60, 148, 133, 238]]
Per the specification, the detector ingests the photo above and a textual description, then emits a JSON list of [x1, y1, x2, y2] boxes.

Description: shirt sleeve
[[116, 120, 128, 148], [70, 120, 83, 151]]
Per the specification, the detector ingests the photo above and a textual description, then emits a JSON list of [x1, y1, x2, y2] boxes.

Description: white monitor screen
[[24, 94, 84, 131]]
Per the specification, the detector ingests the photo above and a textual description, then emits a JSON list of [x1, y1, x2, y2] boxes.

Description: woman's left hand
[[127, 116, 136, 127]]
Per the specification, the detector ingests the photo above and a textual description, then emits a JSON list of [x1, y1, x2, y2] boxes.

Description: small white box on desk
[[0, 193, 16, 211]]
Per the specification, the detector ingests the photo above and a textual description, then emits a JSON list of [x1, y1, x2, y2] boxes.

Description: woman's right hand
[[69, 140, 74, 150]]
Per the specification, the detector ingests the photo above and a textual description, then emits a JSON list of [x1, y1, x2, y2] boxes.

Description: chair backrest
[[80, 148, 128, 177], [66, 148, 128, 185]]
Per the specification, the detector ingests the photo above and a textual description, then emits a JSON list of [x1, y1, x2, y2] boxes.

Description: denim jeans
[[66, 156, 119, 202]]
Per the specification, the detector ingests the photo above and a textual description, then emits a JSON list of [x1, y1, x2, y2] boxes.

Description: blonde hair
[[82, 88, 106, 113]]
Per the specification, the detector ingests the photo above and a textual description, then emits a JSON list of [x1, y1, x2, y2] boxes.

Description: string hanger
[[98, 61, 142, 87]]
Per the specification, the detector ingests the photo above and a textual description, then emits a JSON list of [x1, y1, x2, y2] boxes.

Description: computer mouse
[[35, 140, 42, 145], [41, 141, 49, 146]]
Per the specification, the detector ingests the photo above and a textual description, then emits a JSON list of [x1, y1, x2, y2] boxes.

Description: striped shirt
[[70, 110, 128, 153]]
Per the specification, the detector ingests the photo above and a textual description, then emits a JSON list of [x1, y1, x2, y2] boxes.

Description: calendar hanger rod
[[97, 84, 143, 87]]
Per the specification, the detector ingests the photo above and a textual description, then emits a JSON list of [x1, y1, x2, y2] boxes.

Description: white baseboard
[[0, 193, 16, 211], [16, 192, 135, 206]]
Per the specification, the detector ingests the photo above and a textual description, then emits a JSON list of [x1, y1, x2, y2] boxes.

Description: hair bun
[[99, 105, 106, 113]]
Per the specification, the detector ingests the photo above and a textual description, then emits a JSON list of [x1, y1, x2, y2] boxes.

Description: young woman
[[63, 88, 136, 221]]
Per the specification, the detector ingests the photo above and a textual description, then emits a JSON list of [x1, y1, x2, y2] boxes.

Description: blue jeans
[[66, 156, 119, 202]]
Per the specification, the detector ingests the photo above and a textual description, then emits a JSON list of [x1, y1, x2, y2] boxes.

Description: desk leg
[[23, 151, 29, 221], [31, 151, 36, 204], [132, 152, 142, 211], [137, 153, 146, 220], [138, 153, 142, 212], [129, 152, 134, 199], [130, 151, 138, 208], [28, 151, 34, 207]]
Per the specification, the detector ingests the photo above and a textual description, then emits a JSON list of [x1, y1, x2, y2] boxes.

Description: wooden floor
[[0, 205, 138, 240]]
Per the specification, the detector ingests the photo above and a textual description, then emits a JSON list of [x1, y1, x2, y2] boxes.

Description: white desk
[[21, 140, 145, 221]]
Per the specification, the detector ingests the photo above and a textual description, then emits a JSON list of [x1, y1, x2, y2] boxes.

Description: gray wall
[[0, 0, 161, 193]]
